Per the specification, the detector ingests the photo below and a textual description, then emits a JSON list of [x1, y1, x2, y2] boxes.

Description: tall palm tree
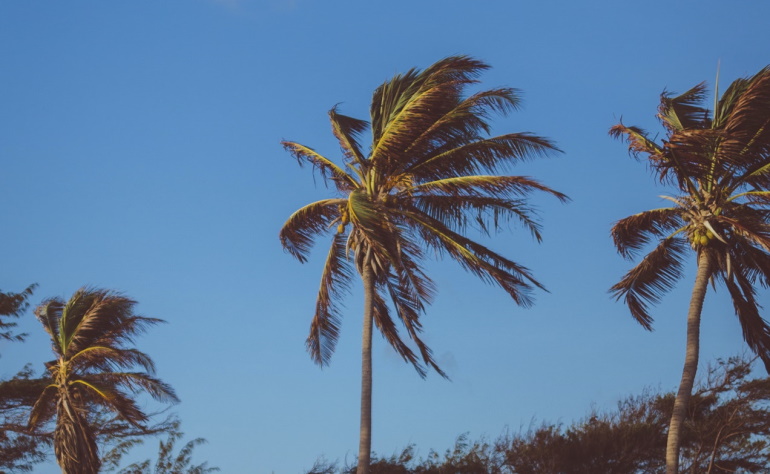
[[610, 66, 770, 473], [280, 56, 567, 474], [28, 287, 178, 474]]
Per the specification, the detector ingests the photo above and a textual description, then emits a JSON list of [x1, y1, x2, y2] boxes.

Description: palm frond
[[28, 383, 57, 428], [72, 378, 149, 427], [384, 271, 446, 379], [370, 288, 425, 377], [87, 372, 178, 403], [412, 195, 545, 241], [611, 208, 683, 259], [401, 88, 522, 167], [370, 56, 488, 147], [34, 298, 64, 354], [722, 66, 770, 142], [405, 210, 542, 306], [658, 82, 710, 132], [306, 232, 353, 366], [281, 141, 357, 191], [279, 198, 345, 262], [610, 237, 688, 329], [412, 175, 569, 202], [409, 133, 559, 181], [609, 124, 663, 159], [64, 290, 138, 357], [328, 105, 369, 168], [69, 346, 156, 374], [722, 271, 770, 372]]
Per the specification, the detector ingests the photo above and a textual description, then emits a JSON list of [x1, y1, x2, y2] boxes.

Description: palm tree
[[280, 56, 567, 474], [610, 66, 770, 473], [28, 287, 179, 474]]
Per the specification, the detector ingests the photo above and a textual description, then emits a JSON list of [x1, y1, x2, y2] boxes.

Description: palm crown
[[610, 67, 770, 370], [280, 56, 567, 377], [29, 288, 178, 474]]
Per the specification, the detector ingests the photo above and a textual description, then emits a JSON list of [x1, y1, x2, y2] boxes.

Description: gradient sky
[[2, 1, 770, 472]]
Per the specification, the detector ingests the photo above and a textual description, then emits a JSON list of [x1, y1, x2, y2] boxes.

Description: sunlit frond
[[279, 198, 346, 262], [329, 105, 369, 167], [401, 88, 522, 169], [281, 141, 357, 191], [409, 133, 559, 180]]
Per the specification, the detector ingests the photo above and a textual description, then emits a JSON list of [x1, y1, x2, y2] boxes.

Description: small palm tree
[[28, 287, 178, 474], [281, 56, 566, 474], [610, 66, 770, 473]]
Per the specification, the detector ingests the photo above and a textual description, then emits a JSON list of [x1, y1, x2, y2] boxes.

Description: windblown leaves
[[610, 66, 770, 367], [282, 56, 565, 376], [29, 288, 178, 474]]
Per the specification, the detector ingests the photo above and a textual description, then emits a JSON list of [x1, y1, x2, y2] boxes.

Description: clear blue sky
[[2, 1, 769, 472]]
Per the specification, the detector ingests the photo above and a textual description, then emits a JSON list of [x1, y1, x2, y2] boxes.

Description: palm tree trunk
[[356, 264, 374, 474], [666, 250, 713, 474]]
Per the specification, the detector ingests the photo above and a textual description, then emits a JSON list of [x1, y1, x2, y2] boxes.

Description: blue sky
[[1, 1, 769, 472]]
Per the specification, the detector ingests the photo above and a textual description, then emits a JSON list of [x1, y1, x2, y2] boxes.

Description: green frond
[[72, 378, 148, 427], [328, 105, 369, 167], [409, 133, 559, 180], [347, 190, 401, 270], [401, 88, 522, 165], [88, 372, 179, 403], [370, 56, 488, 147], [69, 346, 155, 374]]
